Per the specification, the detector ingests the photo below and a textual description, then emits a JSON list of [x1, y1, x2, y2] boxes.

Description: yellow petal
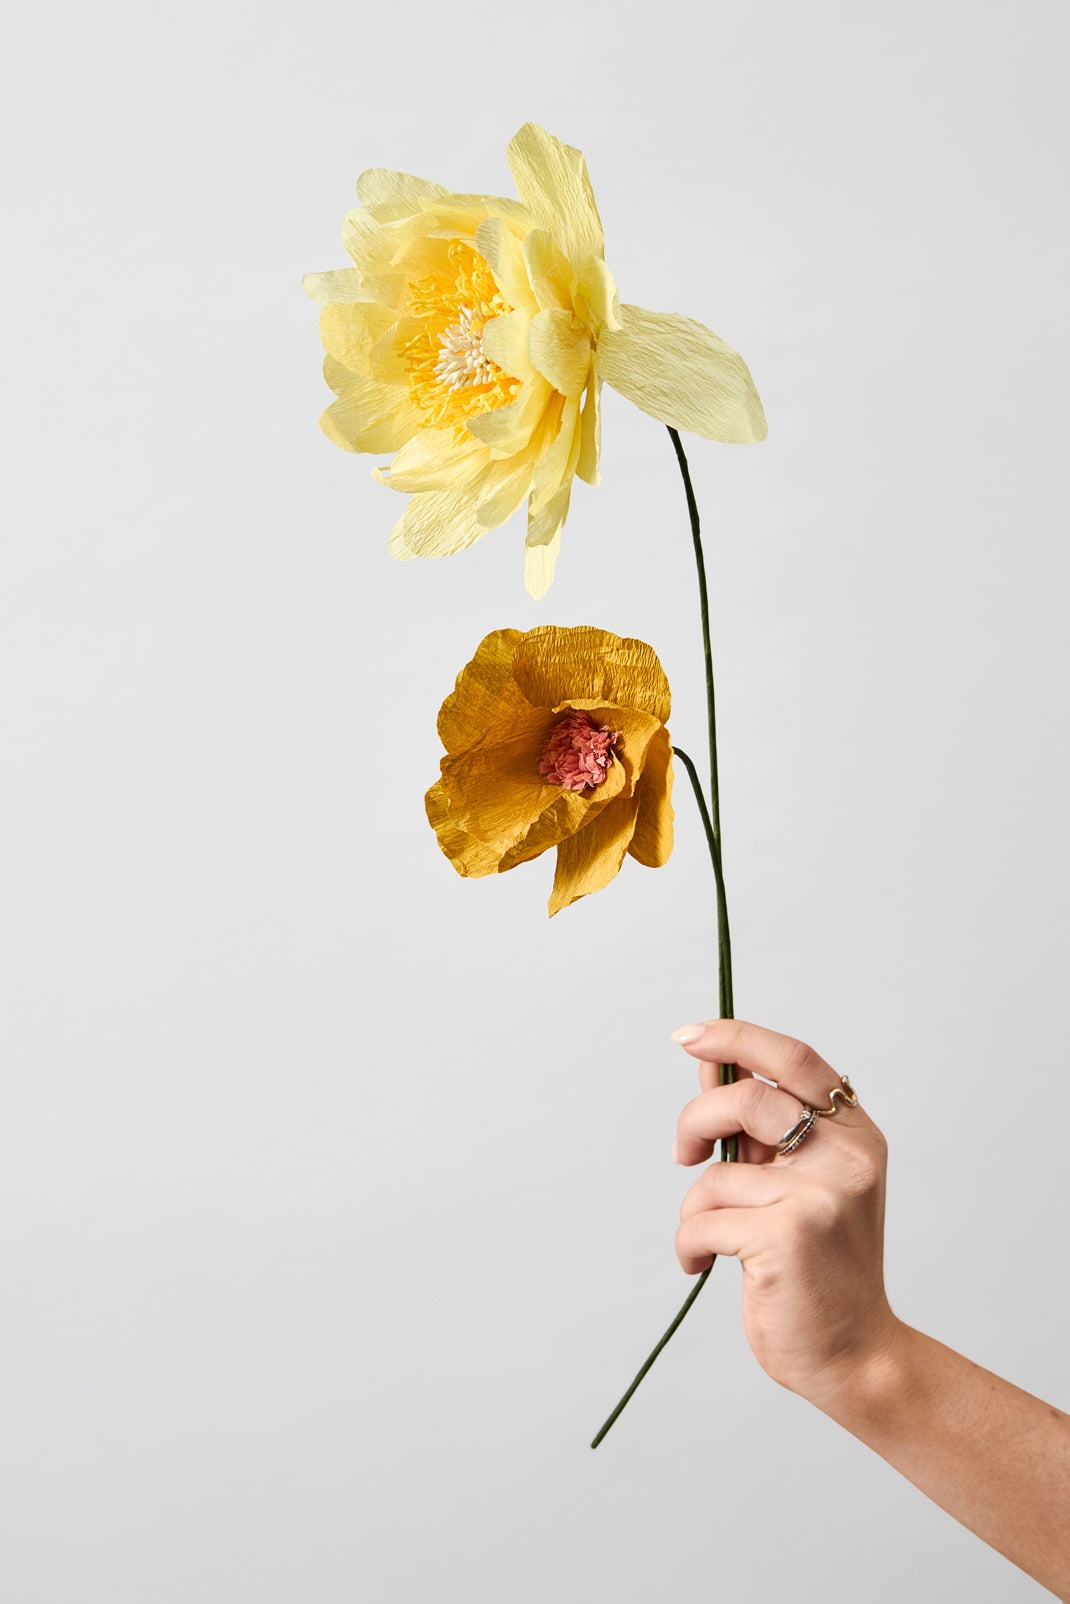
[[377, 429, 487, 494], [574, 256, 621, 334], [596, 304, 767, 443], [426, 780, 506, 878], [526, 480, 571, 549], [628, 728, 674, 867], [528, 309, 592, 398], [506, 123, 604, 267], [438, 719, 597, 860], [524, 526, 561, 599], [320, 302, 399, 379], [465, 375, 553, 456], [476, 455, 537, 530], [319, 357, 420, 454], [437, 629, 526, 751], [481, 309, 536, 383], [356, 168, 449, 221], [387, 486, 489, 559], [532, 393, 581, 502], [340, 207, 389, 273], [576, 375, 601, 486], [548, 796, 638, 916], [522, 229, 573, 312], [511, 626, 672, 722], [421, 193, 536, 234], [302, 268, 371, 306], [474, 218, 539, 316]]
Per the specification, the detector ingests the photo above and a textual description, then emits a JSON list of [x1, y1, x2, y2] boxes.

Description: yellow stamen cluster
[[404, 241, 519, 435]]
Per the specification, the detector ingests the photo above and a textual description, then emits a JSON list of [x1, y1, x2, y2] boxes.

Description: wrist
[[802, 1316, 921, 1432]]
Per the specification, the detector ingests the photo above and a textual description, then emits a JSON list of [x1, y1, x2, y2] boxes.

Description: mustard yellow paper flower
[[304, 124, 766, 598], [427, 625, 674, 915]]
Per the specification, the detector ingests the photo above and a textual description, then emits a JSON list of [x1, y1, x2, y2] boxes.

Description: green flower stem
[[589, 431, 739, 1451], [668, 426, 735, 1030]]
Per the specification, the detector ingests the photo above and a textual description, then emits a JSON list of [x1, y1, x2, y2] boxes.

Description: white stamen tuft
[[434, 306, 497, 390]]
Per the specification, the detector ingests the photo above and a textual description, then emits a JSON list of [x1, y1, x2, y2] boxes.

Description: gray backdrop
[[4, 1, 1068, 1599]]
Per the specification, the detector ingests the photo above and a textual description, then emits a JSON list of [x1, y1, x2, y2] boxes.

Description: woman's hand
[[672, 1018, 900, 1408], [672, 1019, 1070, 1597]]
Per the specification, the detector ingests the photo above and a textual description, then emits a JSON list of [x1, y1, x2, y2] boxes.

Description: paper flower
[[304, 123, 766, 598], [426, 625, 674, 915]]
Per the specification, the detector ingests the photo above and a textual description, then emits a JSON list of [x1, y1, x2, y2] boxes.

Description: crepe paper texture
[[304, 123, 767, 598], [427, 625, 674, 915]]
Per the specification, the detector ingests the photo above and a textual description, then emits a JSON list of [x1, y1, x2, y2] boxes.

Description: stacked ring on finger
[[775, 1108, 818, 1155], [775, 1075, 858, 1156]]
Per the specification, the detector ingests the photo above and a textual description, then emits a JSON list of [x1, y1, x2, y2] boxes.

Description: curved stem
[[590, 431, 740, 1450], [668, 427, 734, 1024]]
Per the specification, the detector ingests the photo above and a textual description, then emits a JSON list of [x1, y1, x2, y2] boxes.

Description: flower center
[[403, 240, 519, 435], [538, 711, 620, 792], [434, 306, 496, 390]]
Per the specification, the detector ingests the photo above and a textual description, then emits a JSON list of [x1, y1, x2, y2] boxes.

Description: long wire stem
[[589, 430, 738, 1449]]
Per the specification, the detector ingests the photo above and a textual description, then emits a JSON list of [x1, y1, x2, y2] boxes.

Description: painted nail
[[670, 1025, 705, 1045]]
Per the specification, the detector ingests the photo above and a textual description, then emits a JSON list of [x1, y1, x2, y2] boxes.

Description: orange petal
[[628, 728, 675, 867], [548, 795, 639, 916], [437, 629, 525, 751], [511, 626, 671, 723], [426, 781, 505, 879]]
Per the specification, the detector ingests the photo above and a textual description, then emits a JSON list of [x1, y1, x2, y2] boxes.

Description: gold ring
[[813, 1075, 858, 1117]]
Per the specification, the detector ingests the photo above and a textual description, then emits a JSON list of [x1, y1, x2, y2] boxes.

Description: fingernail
[[670, 1025, 704, 1045], [671, 1138, 681, 1163]]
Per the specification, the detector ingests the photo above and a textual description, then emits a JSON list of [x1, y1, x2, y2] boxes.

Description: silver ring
[[776, 1107, 818, 1156]]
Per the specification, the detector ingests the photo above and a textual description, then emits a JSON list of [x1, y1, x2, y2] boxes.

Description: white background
[[3, 2, 1068, 1599]]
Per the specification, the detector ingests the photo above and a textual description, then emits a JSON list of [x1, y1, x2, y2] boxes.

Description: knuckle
[[737, 1076, 768, 1121], [781, 1037, 817, 1079]]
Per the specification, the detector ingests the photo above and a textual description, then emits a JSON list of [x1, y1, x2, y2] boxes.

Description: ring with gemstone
[[776, 1108, 818, 1156]]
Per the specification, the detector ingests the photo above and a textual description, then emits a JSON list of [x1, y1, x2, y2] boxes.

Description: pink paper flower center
[[538, 710, 620, 792]]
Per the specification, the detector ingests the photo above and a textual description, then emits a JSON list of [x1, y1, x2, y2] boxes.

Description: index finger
[[670, 1018, 865, 1119]]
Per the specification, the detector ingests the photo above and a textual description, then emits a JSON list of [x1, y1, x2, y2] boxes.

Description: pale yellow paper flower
[[304, 124, 766, 597]]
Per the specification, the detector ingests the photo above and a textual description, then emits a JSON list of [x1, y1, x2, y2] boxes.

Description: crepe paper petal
[[422, 194, 536, 234], [308, 125, 766, 593], [438, 725, 609, 858], [465, 377, 554, 456], [436, 630, 526, 739], [474, 218, 539, 316], [375, 428, 487, 494], [628, 727, 675, 866], [320, 360, 423, 454], [387, 485, 492, 559], [356, 168, 449, 221], [319, 302, 401, 379], [428, 625, 674, 911], [481, 309, 537, 384], [507, 123, 604, 269], [548, 795, 639, 916], [302, 269, 372, 306], [522, 229, 573, 313], [523, 527, 561, 600], [529, 394, 581, 514], [528, 309, 592, 399], [475, 456, 540, 532], [596, 304, 768, 444], [511, 626, 672, 724], [574, 256, 622, 335], [576, 376, 601, 487], [425, 782, 505, 878]]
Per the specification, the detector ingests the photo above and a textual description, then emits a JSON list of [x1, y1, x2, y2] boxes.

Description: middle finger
[[675, 1077, 807, 1165]]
